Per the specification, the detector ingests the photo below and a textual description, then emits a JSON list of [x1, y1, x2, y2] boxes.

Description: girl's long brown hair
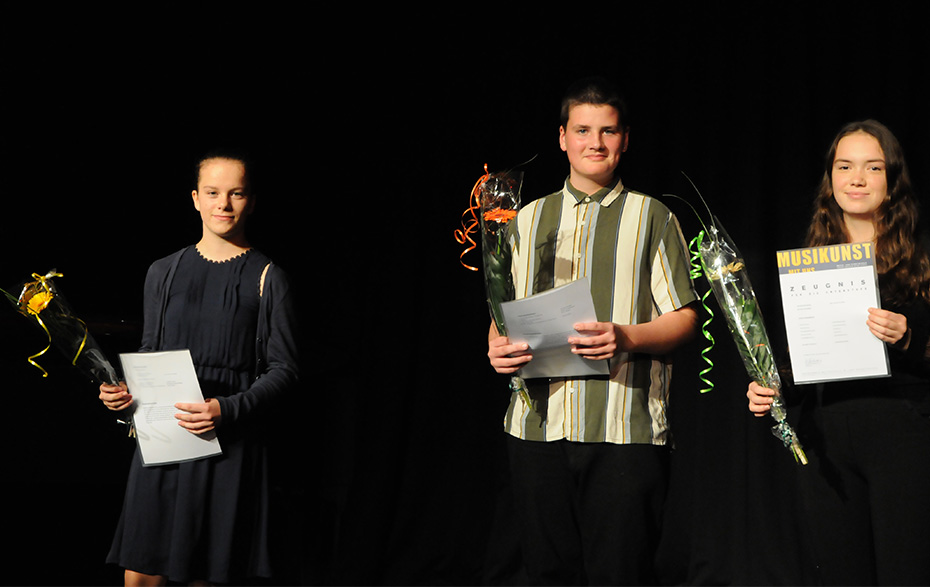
[[806, 120, 930, 306]]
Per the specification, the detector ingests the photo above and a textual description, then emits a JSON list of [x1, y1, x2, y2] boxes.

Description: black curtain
[[4, 6, 929, 585]]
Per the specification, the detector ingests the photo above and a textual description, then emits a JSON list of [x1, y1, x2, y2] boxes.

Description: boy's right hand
[[488, 323, 533, 374], [747, 381, 775, 417], [99, 382, 133, 411]]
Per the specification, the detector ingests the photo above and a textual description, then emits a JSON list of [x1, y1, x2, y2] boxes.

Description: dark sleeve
[[888, 230, 930, 376], [139, 257, 170, 353], [895, 298, 930, 376], [903, 232, 930, 371], [215, 265, 300, 427]]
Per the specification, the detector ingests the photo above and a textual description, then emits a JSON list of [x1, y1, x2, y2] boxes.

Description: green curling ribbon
[[688, 232, 715, 393]]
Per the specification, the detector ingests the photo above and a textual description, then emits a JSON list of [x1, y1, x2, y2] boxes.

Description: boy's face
[[559, 103, 628, 193]]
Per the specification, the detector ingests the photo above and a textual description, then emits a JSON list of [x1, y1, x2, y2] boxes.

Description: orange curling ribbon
[[454, 164, 491, 271]]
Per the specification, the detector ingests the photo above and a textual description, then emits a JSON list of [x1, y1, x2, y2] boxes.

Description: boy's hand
[[488, 321, 533, 374], [571, 304, 699, 358], [488, 335, 533, 374], [568, 322, 628, 361]]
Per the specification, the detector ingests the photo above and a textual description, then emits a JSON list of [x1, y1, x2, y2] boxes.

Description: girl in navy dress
[[99, 152, 299, 585]]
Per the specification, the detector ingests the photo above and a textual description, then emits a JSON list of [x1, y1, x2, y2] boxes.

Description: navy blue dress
[[107, 247, 298, 583]]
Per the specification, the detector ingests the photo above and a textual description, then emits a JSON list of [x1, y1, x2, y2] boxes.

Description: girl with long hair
[[749, 120, 930, 585]]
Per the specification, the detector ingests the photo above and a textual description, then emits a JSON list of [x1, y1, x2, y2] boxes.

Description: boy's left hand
[[568, 304, 699, 358], [569, 322, 629, 361]]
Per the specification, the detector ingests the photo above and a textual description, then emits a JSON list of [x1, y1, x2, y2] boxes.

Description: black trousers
[[797, 387, 930, 586], [506, 435, 669, 585]]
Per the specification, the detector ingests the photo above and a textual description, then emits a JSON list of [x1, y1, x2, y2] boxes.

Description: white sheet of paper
[[119, 349, 223, 466], [500, 278, 610, 379], [777, 243, 890, 384]]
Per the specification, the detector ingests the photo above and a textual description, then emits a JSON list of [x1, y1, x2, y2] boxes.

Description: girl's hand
[[99, 382, 133, 411], [747, 381, 775, 417], [174, 398, 222, 434], [867, 307, 909, 346]]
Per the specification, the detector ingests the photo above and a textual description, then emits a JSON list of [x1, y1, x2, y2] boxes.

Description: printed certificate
[[500, 277, 609, 379], [119, 349, 223, 466], [777, 243, 890, 384]]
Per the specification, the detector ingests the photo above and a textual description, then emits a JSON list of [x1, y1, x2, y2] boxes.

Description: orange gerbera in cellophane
[[478, 172, 521, 331], [456, 166, 532, 407], [3, 270, 119, 385]]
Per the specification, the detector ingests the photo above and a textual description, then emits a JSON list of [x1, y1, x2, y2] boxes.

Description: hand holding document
[[777, 243, 890, 384], [500, 278, 609, 379], [119, 349, 222, 466]]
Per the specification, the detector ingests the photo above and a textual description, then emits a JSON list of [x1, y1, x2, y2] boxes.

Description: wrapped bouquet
[[456, 164, 532, 407], [669, 181, 808, 464], [2, 270, 119, 385]]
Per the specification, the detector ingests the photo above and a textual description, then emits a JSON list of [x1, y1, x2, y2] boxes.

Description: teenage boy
[[487, 77, 699, 585]]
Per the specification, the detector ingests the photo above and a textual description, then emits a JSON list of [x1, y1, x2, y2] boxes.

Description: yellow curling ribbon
[[22, 272, 60, 307], [15, 271, 90, 377], [19, 272, 62, 377], [26, 313, 52, 377], [71, 316, 90, 366], [689, 232, 716, 393]]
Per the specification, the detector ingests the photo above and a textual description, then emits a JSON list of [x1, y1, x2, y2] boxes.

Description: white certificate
[[119, 349, 223, 466], [777, 243, 890, 384], [500, 278, 610, 379]]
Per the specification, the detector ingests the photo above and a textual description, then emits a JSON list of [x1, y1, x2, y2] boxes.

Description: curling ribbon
[[689, 232, 716, 393], [72, 317, 90, 367], [21, 271, 63, 377], [19, 271, 90, 376], [26, 314, 52, 377], [27, 271, 62, 298], [454, 164, 491, 271]]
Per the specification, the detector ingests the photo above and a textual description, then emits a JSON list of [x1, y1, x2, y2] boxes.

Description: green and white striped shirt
[[503, 177, 697, 444]]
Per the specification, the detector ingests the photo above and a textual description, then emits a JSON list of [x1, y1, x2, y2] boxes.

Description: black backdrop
[[3, 5, 930, 585]]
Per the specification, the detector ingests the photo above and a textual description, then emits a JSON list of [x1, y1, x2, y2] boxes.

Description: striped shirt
[[503, 177, 697, 444]]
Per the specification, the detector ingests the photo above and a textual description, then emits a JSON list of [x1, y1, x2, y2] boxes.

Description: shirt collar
[[564, 175, 625, 207]]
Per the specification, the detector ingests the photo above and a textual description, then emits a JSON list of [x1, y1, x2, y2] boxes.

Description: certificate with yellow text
[[777, 243, 890, 384]]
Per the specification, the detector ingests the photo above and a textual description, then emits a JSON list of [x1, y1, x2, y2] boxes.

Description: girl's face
[[192, 158, 254, 243], [831, 132, 888, 225]]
